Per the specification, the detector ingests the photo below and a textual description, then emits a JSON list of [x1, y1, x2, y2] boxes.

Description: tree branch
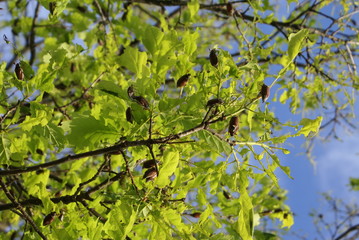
[[57, 71, 105, 109], [0, 178, 47, 240], [29, 1, 40, 65], [74, 154, 110, 196], [120, 150, 140, 196], [0, 119, 209, 177], [79, 200, 107, 223], [335, 224, 359, 240], [0, 170, 127, 211]]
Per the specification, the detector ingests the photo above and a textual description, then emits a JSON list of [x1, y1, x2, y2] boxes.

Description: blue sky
[[265, 1, 359, 238], [277, 122, 359, 238]]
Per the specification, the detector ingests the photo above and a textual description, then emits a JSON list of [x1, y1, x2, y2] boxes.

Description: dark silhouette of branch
[[79, 200, 107, 223], [57, 72, 105, 109], [120, 150, 140, 196], [335, 224, 359, 240], [5, 41, 44, 70], [0, 95, 254, 178], [0, 171, 126, 211], [0, 178, 47, 240], [29, 1, 40, 65], [74, 154, 110, 196], [127, 0, 359, 46], [0, 109, 220, 176], [287, 0, 324, 24], [0, 101, 21, 125], [127, 0, 248, 6]]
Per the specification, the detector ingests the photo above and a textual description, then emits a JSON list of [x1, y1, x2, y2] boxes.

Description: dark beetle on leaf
[[228, 116, 239, 136], [260, 84, 270, 102], [133, 96, 149, 110], [143, 168, 157, 182], [206, 98, 224, 108], [142, 159, 158, 169], [15, 63, 24, 80], [190, 212, 201, 218], [223, 190, 232, 200], [226, 3, 234, 16], [209, 49, 219, 67], [177, 73, 191, 88], [43, 212, 56, 226], [126, 107, 133, 123]]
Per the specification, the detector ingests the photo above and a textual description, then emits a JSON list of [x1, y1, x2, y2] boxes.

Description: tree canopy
[[0, 0, 358, 239]]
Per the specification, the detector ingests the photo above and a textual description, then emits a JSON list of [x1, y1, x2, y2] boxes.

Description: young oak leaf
[[155, 149, 179, 188]]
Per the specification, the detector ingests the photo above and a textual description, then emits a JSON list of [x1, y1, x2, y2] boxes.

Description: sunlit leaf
[[297, 116, 323, 137], [156, 149, 179, 188], [288, 29, 309, 61]]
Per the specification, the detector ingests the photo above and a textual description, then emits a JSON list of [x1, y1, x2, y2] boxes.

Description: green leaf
[[67, 114, 119, 148], [279, 90, 288, 104], [103, 208, 123, 239], [23, 170, 50, 197], [34, 68, 56, 92], [182, 31, 199, 56], [272, 211, 294, 228], [187, 0, 200, 21], [143, 25, 164, 56], [122, 208, 137, 240], [156, 149, 179, 188], [0, 133, 11, 164], [197, 130, 232, 155], [269, 153, 293, 179], [297, 116, 322, 137], [288, 29, 309, 61], [20, 60, 34, 79], [0, 62, 8, 85], [52, 228, 73, 240], [247, 104, 256, 130], [50, 48, 67, 65], [19, 102, 52, 131], [42, 0, 70, 21], [70, 12, 92, 31], [235, 170, 254, 239], [349, 178, 359, 191], [161, 209, 186, 231], [118, 47, 149, 79], [96, 80, 125, 100], [45, 122, 66, 149], [253, 230, 277, 240], [86, 218, 103, 240]]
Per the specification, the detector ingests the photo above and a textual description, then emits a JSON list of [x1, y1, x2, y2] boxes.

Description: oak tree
[[0, 0, 358, 239]]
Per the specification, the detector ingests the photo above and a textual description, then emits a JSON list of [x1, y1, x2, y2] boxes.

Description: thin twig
[[120, 150, 140, 196], [0, 117, 211, 176], [81, 171, 126, 196], [51, 96, 71, 120], [74, 154, 110, 196], [93, 0, 107, 22], [345, 43, 357, 75], [0, 178, 47, 240], [93, 0, 119, 47], [5, 41, 44, 70], [0, 101, 20, 125], [149, 112, 153, 140], [147, 145, 160, 176], [233, 11, 252, 59], [0, 171, 126, 210], [335, 224, 359, 240], [79, 200, 107, 223], [29, 2, 40, 65], [57, 71, 105, 109]]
